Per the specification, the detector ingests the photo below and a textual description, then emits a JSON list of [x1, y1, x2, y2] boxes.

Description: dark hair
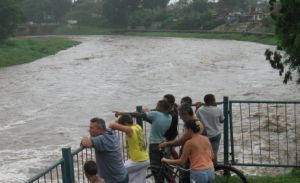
[[118, 114, 133, 125], [185, 119, 201, 133], [178, 103, 194, 116], [204, 94, 216, 105], [90, 117, 106, 130], [180, 96, 193, 105], [84, 160, 98, 176], [157, 100, 170, 112], [164, 94, 175, 105]]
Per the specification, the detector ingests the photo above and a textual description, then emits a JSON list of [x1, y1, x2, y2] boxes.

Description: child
[[196, 94, 224, 164], [84, 160, 105, 183], [110, 114, 149, 183]]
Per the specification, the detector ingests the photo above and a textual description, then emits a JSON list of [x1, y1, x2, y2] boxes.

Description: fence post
[[62, 147, 75, 183], [136, 106, 143, 128], [223, 96, 229, 165]]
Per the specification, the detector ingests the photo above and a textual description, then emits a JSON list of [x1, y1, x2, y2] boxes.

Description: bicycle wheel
[[214, 165, 248, 183], [146, 166, 165, 183], [146, 171, 155, 183]]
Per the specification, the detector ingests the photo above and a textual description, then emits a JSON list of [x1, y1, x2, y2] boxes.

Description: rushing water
[[0, 35, 299, 182]]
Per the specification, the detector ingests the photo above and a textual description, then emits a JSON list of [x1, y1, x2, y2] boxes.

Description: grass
[[0, 37, 80, 68], [55, 24, 118, 35], [55, 24, 277, 45], [247, 169, 300, 183]]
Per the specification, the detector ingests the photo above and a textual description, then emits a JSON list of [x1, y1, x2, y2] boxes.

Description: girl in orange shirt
[[162, 119, 215, 183]]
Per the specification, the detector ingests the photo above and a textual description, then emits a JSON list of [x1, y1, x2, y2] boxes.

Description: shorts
[[209, 134, 221, 156]]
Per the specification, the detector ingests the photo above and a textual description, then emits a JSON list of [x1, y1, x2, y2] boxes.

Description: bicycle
[[146, 150, 248, 183]]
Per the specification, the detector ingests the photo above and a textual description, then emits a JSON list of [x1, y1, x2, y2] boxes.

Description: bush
[[128, 8, 169, 27]]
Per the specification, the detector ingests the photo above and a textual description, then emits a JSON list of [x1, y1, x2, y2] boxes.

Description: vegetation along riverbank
[[0, 37, 79, 68], [55, 25, 277, 46]]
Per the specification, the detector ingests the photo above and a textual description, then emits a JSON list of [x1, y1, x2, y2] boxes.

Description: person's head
[[163, 94, 175, 106], [180, 96, 193, 106], [178, 103, 194, 122], [117, 114, 133, 126], [204, 94, 216, 106], [156, 99, 170, 113], [84, 160, 98, 179], [185, 119, 202, 134], [89, 117, 106, 137]]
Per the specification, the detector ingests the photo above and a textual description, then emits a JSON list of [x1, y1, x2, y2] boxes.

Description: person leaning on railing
[[195, 94, 224, 165], [162, 119, 215, 183], [109, 114, 150, 183], [81, 117, 129, 183], [114, 99, 172, 183]]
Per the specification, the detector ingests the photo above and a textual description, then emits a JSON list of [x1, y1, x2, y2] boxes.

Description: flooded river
[[0, 35, 299, 182]]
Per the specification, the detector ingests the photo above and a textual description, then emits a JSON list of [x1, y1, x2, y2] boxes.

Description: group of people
[[80, 94, 224, 183]]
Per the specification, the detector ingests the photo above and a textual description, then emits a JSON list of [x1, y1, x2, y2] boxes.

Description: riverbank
[[55, 25, 277, 45], [0, 37, 79, 68], [248, 168, 300, 183]]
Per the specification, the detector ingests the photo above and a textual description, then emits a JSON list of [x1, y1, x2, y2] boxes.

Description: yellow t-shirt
[[126, 124, 149, 162]]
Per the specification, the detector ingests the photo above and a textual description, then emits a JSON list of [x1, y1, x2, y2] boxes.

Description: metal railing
[[27, 97, 300, 183], [227, 100, 300, 167]]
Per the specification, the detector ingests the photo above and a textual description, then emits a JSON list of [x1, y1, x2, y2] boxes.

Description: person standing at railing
[[161, 119, 215, 183], [163, 94, 179, 159], [84, 160, 105, 183], [159, 103, 205, 183], [195, 94, 224, 165], [81, 117, 128, 183], [114, 99, 171, 183], [109, 114, 149, 183]]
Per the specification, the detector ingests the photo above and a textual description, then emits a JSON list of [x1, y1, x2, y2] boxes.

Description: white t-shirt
[[196, 105, 225, 138]]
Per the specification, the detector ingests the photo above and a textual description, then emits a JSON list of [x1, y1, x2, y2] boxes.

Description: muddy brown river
[[0, 35, 299, 182]]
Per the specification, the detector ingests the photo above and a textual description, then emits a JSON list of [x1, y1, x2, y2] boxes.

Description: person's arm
[[109, 122, 133, 137], [113, 111, 146, 118], [159, 130, 190, 148], [194, 101, 203, 111], [219, 109, 225, 123], [162, 141, 191, 165], [81, 137, 93, 148]]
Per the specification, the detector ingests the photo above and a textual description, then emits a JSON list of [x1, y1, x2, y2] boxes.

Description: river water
[[0, 35, 299, 182]]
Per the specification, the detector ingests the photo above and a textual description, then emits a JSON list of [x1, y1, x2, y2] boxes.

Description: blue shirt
[[92, 130, 127, 183], [146, 111, 172, 143]]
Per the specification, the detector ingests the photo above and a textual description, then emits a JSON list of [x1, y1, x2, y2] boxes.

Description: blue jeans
[[190, 168, 215, 183]]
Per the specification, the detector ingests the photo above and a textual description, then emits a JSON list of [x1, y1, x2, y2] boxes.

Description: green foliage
[[55, 25, 117, 35], [64, 0, 105, 26], [262, 15, 273, 27], [128, 8, 168, 27], [142, 0, 169, 9], [102, 0, 141, 26], [265, 0, 300, 84], [0, 38, 79, 68], [21, 0, 72, 23], [0, 0, 22, 40]]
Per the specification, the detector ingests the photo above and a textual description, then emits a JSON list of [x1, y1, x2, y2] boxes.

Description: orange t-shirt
[[188, 135, 214, 170]]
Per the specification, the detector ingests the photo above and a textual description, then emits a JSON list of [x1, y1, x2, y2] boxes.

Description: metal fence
[[27, 97, 300, 183], [227, 100, 300, 167]]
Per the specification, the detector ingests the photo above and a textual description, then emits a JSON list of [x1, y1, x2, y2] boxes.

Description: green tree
[[21, 0, 72, 23], [64, 0, 104, 26], [102, 0, 141, 26], [0, 0, 21, 40], [142, 0, 169, 9], [265, 0, 300, 84]]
